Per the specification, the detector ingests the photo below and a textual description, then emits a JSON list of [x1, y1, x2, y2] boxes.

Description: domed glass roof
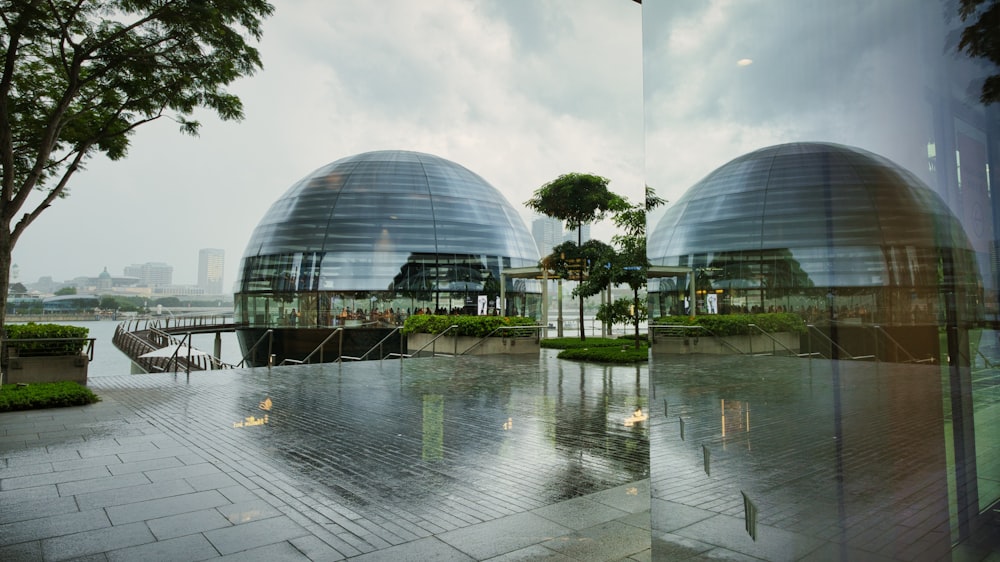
[[238, 150, 538, 293], [648, 142, 981, 325], [649, 142, 976, 290]]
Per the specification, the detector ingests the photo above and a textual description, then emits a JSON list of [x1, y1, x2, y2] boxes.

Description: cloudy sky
[[642, 0, 993, 231], [12, 0, 643, 289]]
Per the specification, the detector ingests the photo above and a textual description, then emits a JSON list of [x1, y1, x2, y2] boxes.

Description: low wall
[[653, 332, 800, 356], [5, 354, 89, 384], [407, 333, 539, 356]]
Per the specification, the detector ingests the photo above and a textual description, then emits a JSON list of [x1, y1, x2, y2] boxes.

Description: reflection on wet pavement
[[650, 354, 999, 560], [82, 350, 648, 556]]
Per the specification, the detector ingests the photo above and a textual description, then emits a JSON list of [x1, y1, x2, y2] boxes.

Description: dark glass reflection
[[235, 151, 542, 330], [643, 0, 1000, 558], [648, 142, 982, 329]]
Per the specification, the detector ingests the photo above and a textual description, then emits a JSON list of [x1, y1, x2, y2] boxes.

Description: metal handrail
[[236, 329, 273, 368], [746, 323, 802, 357], [342, 327, 401, 362], [459, 325, 544, 356], [280, 328, 343, 365], [403, 325, 460, 358], [806, 324, 874, 361], [649, 324, 746, 355], [870, 325, 934, 363]]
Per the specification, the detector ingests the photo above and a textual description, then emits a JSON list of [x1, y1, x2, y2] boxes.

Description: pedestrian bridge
[[112, 315, 236, 373]]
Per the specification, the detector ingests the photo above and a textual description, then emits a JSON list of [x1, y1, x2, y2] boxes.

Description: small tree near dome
[[526, 173, 627, 341]]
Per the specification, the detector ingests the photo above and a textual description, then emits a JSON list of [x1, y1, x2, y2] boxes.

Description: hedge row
[[653, 313, 807, 336], [541, 337, 626, 349], [4, 323, 90, 354], [402, 315, 538, 338], [0, 381, 100, 412], [557, 346, 649, 363]]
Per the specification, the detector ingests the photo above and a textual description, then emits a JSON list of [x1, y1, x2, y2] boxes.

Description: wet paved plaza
[[650, 354, 1000, 561], [0, 351, 651, 561], [4, 348, 1000, 560]]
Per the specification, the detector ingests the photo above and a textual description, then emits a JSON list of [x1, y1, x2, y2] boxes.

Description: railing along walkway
[[113, 318, 233, 374]]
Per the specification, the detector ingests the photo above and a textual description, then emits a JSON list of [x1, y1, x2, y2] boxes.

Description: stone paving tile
[[0, 539, 44, 561], [56, 471, 151, 497], [216, 497, 284, 524], [106, 488, 230, 525], [348, 536, 475, 562], [74, 478, 195, 510], [0, 459, 55, 479], [106, 455, 184, 475], [217, 540, 311, 561], [142, 461, 223, 483], [436, 511, 574, 560], [0, 494, 79, 525], [184, 471, 240, 491], [481, 544, 577, 561], [145, 507, 233, 540], [41, 521, 154, 561], [289, 534, 349, 562], [0, 464, 111, 490], [204, 514, 311, 555], [0, 508, 111, 547], [540, 519, 650, 561], [106, 533, 220, 562], [0, 482, 60, 505], [532, 496, 630, 531]]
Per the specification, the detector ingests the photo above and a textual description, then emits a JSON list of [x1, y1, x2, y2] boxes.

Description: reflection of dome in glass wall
[[649, 142, 980, 326], [235, 150, 541, 364]]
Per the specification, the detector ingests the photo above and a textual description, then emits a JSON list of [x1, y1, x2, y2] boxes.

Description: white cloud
[[12, 0, 643, 289]]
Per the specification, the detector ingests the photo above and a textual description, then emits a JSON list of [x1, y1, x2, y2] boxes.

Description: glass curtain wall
[[644, 0, 999, 558]]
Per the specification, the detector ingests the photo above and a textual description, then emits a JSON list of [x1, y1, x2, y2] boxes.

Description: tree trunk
[[577, 225, 585, 341], [0, 226, 12, 342], [633, 287, 640, 348]]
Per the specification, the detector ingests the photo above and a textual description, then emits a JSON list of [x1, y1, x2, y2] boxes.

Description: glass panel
[[645, 0, 999, 556]]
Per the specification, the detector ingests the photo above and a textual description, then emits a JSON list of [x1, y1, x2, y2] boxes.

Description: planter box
[[407, 333, 540, 356], [5, 354, 89, 384], [653, 332, 800, 356]]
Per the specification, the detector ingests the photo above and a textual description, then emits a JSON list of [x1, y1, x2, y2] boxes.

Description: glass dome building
[[235, 150, 541, 364], [649, 142, 982, 353]]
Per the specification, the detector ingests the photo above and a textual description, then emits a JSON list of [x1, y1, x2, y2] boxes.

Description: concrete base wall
[[5, 355, 89, 384], [407, 333, 539, 356], [653, 332, 800, 356]]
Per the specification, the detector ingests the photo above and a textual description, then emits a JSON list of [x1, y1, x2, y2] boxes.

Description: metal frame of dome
[[233, 150, 542, 363], [648, 142, 982, 327]]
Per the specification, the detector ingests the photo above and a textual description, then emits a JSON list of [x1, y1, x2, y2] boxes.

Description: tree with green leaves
[[583, 186, 665, 347], [957, 0, 999, 104], [0, 0, 274, 336], [526, 173, 627, 340]]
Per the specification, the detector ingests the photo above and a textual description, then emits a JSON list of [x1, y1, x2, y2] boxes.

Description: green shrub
[[557, 345, 649, 363], [402, 315, 539, 338], [541, 337, 625, 349], [4, 323, 89, 355], [618, 333, 648, 342], [0, 381, 100, 412], [653, 313, 806, 336]]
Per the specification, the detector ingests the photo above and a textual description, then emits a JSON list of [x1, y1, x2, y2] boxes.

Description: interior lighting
[[737, 58, 753, 66]]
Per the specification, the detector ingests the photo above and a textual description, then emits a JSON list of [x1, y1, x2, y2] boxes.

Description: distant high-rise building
[[124, 262, 173, 287], [531, 215, 563, 258], [198, 248, 225, 294]]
